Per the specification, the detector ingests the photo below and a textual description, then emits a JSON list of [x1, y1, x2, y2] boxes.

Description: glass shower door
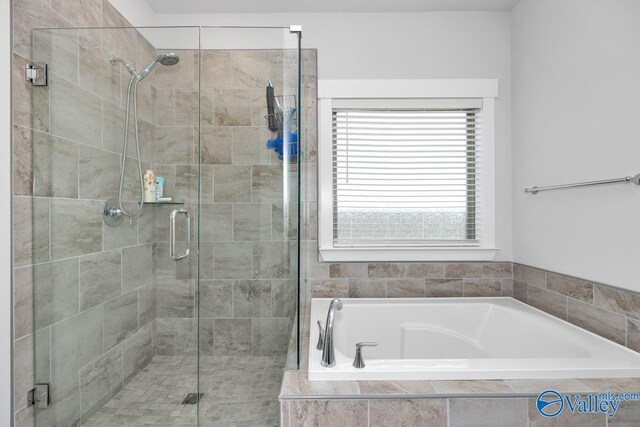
[[196, 26, 301, 427], [27, 24, 300, 427], [29, 26, 202, 426]]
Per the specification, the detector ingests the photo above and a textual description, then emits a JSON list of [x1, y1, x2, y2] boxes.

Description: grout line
[[625, 317, 629, 347], [446, 398, 450, 427], [76, 256, 81, 316], [78, 370, 83, 420], [367, 398, 370, 426], [47, 327, 52, 391], [121, 340, 124, 387]]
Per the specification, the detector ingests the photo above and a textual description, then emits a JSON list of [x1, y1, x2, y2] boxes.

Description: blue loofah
[[266, 130, 298, 160]]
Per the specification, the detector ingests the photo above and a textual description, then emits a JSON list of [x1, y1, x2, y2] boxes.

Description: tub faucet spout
[[321, 299, 343, 368]]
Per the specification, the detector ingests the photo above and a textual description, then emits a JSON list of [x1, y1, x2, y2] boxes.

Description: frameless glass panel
[[30, 26, 201, 426], [197, 26, 301, 427], [30, 24, 300, 427]]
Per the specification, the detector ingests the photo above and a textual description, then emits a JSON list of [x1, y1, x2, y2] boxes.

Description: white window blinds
[[332, 101, 482, 247]]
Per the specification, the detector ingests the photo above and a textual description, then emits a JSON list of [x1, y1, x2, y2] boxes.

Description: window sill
[[318, 247, 499, 262]]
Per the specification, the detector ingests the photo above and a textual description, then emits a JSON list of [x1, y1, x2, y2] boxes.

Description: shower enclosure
[[27, 25, 300, 426]]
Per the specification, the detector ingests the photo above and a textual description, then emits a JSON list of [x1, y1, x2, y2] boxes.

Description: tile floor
[[84, 355, 285, 427]]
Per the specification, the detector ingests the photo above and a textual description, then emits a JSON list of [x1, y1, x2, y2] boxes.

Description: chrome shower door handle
[[169, 209, 190, 261]]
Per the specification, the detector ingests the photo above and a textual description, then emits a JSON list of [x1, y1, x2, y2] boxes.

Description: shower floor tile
[[83, 355, 285, 426]]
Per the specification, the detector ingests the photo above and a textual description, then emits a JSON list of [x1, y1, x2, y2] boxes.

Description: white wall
[[1, 0, 12, 424], [109, 5, 514, 260], [107, 0, 156, 26], [512, 0, 640, 290]]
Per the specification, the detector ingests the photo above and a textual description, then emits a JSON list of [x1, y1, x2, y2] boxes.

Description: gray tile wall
[[513, 264, 640, 353], [11, 2, 158, 425], [149, 48, 199, 359], [151, 48, 299, 358]]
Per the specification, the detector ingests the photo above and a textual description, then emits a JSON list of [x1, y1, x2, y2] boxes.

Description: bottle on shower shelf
[[144, 170, 156, 203], [155, 176, 164, 200]]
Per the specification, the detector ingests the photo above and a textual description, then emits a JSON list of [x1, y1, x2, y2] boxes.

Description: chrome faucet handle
[[316, 320, 325, 350], [353, 342, 378, 369]]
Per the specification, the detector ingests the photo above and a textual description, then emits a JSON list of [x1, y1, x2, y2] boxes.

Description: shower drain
[[181, 393, 204, 405]]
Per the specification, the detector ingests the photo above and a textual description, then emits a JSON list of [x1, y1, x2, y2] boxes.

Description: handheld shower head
[[139, 53, 180, 80], [158, 53, 180, 66]]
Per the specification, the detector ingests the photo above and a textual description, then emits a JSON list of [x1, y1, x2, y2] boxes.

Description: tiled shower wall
[[149, 48, 201, 358], [150, 48, 298, 358], [11, 1, 158, 426], [12, 9, 303, 424]]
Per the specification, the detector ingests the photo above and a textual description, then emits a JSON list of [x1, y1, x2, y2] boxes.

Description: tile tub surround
[[279, 371, 640, 426], [289, 260, 640, 424], [297, 261, 515, 369], [308, 262, 514, 299], [512, 263, 640, 352], [297, 261, 640, 361]]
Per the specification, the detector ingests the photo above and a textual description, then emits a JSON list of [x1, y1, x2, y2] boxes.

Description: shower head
[[158, 52, 180, 66], [139, 52, 180, 80]]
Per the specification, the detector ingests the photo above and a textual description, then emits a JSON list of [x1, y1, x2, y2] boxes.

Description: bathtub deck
[[279, 369, 640, 400]]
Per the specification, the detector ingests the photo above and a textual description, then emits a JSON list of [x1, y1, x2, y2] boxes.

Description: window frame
[[317, 79, 499, 262]]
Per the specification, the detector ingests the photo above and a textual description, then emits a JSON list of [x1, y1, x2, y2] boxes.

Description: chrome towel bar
[[525, 174, 640, 195]]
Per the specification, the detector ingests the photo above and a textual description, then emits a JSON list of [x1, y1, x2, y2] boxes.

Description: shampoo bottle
[[144, 170, 156, 203], [155, 176, 164, 200]]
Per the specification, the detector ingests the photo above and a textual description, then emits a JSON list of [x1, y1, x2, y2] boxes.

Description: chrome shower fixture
[[107, 52, 180, 81], [103, 51, 180, 226], [108, 54, 139, 79], [139, 53, 180, 80]]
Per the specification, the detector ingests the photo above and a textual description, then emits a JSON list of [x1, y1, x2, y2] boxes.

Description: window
[[318, 80, 498, 262]]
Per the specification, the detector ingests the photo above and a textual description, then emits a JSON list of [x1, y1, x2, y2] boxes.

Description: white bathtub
[[308, 297, 640, 381]]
